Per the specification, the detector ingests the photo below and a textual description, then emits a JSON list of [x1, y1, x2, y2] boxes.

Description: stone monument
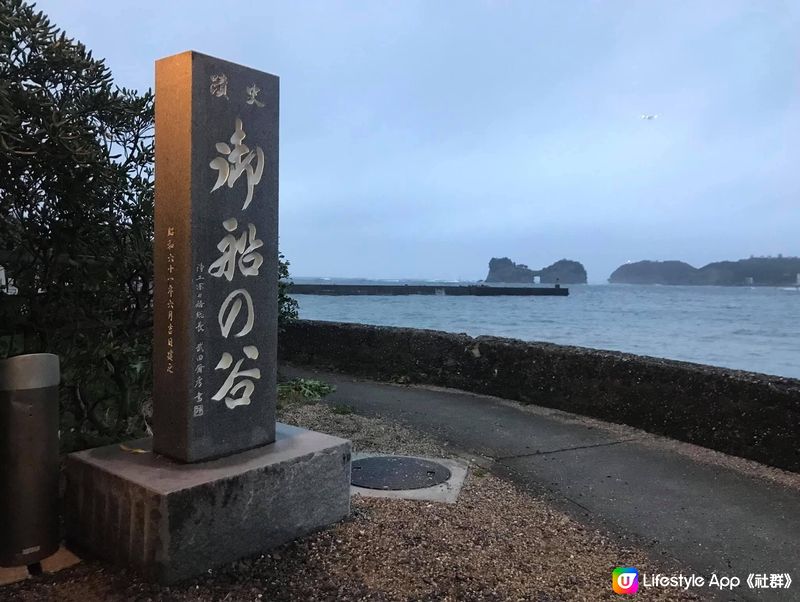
[[152, 50, 279, 462], [64, 51, 351, 583]]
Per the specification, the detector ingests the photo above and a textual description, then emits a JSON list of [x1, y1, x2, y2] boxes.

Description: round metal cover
[[351, 456, 451, 490]]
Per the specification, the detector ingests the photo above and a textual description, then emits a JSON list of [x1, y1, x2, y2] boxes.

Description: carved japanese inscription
[[154, 51, 278, 462]]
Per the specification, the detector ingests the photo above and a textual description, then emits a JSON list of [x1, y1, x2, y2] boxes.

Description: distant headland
[[609, 256, 800, 286], [485, 257, 588, 284]]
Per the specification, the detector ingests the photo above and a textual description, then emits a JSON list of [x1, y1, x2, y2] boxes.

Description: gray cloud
[[37, 0, 800, 281]]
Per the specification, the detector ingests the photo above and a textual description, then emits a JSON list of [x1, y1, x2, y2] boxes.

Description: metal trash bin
[[0, 353, 60, 567]]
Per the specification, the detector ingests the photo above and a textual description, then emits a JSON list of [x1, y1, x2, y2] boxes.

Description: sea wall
[[279, 320, 800, 472]]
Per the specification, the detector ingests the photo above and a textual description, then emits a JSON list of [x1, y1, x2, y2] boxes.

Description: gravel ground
[[5, 397, 700, 602], [280, 402, 450, 458]]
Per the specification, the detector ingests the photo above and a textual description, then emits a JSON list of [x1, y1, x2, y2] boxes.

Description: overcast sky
[[36, 1, 799, 282]]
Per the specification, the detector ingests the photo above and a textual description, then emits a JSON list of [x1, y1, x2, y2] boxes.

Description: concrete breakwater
[[280, 320, 800, 472], [287, 283, 569, 296]]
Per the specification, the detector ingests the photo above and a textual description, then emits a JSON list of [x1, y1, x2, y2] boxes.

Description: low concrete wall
[[280, 320, 800, 473]]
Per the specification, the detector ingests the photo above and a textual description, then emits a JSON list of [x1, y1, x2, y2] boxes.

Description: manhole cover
[[351, 456, 452, 490]]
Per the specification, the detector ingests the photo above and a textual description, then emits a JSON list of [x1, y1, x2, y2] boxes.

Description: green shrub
[[277, 378, 335, 407], [0, 0, 299, 450]]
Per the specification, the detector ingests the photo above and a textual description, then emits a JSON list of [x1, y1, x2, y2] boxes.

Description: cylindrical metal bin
[[0, 353, 60, 566]]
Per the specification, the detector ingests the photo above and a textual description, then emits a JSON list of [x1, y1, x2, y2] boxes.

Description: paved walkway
[[284, 365, 799, 601]]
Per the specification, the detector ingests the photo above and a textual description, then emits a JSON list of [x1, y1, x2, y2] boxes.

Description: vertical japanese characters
[[166, 226, 176, 374], [192, 264, 206, 417], [201, 75, 266, 412]]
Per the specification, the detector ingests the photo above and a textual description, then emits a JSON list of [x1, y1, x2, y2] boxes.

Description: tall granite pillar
[[152, 51, 278, 462]]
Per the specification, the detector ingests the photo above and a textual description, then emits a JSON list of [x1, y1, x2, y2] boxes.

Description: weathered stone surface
[[280, 320, 800, 472], [65, 423, 351, 583], [153, 51, 279, 462]]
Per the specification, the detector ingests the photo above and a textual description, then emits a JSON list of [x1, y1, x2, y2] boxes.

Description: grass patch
[[277, 378, 335, 409]]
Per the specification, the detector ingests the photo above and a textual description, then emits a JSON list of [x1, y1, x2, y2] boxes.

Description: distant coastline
[[609, 257, 800, 287]]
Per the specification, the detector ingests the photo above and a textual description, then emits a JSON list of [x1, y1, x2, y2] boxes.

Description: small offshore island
[[485, 257, 588, 284], [609, 256, 800, 286]]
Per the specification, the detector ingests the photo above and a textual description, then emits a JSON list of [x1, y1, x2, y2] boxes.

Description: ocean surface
[[291, 280, 800, 379]]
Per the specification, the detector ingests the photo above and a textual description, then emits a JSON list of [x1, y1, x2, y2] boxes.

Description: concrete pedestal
[[64, 423, 351, 583]]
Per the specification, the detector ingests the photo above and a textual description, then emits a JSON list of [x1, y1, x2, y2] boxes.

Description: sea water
[[292, 282, 800, 379]]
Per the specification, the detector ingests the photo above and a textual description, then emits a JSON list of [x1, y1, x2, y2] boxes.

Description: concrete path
[[284, 365, 800, 601]]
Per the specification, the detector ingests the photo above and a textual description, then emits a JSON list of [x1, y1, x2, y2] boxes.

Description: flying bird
[[641, 114, 659, 120]]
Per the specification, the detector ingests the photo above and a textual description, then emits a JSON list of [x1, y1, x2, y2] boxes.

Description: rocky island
[[485, 257, 587, 284], [609, 256, 800, 286], [538, 259, 588, 284], [485, 258, 535, 283]]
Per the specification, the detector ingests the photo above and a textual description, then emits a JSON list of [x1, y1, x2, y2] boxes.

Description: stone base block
[[65, 423, 351, 583]]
